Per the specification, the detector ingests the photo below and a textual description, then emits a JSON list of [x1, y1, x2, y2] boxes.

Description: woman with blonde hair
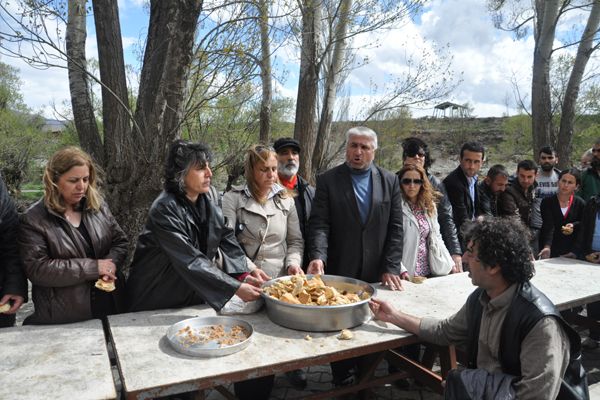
[[222, 144, 303, 279], [18, 146, 128, 324], [397, 164, 453, 279], [222, 144, 303, 400]]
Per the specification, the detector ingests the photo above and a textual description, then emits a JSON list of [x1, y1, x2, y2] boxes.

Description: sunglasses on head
[[401, 178, 424, 185]]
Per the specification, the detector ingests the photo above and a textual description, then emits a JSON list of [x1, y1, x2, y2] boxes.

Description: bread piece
[[95, 279, 116, 292], [585, 253, 599, 263], [410, 276, 427, 284], [0, 303, 10, 313]]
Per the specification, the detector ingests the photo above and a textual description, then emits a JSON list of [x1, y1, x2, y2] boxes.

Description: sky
[[0, 0, 588, 120]]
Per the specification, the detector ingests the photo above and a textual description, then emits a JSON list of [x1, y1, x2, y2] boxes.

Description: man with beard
[[272, 137, 314, 389], [273, 137, 315, 267], [535, 146, 560, 200], [498, 160, 540, 253], [478, 164, 509, 217], [578, 139, 600, 201]]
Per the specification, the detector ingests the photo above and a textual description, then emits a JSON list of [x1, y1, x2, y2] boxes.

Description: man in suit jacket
[[307, 126, 404, 288], [443, 142, 485, 251], [307, 126, 404, 389]]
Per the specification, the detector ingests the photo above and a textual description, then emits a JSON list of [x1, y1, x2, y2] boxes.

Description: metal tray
[[261, 274, 376, 331], [166, 316, 253, 357]]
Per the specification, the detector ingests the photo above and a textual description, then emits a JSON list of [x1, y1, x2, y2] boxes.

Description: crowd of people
[[0, 127, 598, 399]]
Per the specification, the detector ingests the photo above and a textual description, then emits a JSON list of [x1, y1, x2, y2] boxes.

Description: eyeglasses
[[401, 178, 424, 185]]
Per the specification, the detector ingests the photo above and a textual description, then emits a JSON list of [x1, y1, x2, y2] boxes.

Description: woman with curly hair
[[127, 140, 269, 313], [397, 164, 453, 279]]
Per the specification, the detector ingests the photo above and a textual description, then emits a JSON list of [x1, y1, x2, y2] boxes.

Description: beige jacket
[[222, 185, 304, 278]]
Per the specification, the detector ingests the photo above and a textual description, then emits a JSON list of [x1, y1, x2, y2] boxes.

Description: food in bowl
[[264, 275, 369, 306]]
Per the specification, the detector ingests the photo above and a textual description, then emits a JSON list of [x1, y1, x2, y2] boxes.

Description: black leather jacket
[[295, 175, 315, 268], [127, 191, 249, 312], [429, 174, 462, 255], [0, 176, 27, 301]]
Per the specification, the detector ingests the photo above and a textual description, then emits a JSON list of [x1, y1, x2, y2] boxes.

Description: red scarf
[[279, 174, 297, 190]]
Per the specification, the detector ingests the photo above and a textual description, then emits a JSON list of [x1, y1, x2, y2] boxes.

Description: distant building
[[433, 102, 470, 118], [42, 118, 68, 134]]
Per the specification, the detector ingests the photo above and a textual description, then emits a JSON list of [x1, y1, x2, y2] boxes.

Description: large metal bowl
[[261, 274, 376, 332]]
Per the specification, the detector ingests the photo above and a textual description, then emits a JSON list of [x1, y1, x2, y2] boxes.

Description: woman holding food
[[18, 146, 128, 324], [397, 164, 453, 279], [221, 144, 304, 399], [127, 140, 268, 313], [538, 168, 585, 259]]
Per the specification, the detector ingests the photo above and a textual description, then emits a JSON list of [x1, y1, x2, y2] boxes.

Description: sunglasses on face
[[401, 178, 424, 185]]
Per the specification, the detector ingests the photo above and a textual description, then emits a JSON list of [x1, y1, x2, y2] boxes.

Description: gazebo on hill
[[433, 102, 470, 118]]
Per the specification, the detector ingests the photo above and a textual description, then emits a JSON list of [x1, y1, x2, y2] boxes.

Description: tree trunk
[[66, 0, 104, 166], [531, 0, 560, 156], [294, 0, 322, 179], [90, 0, 203, 250], [312, 0, 351, 180], [557, 1, 600, 169], [258, 0, 271, 143]]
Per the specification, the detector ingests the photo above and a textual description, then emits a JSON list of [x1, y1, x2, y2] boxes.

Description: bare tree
[[489, 0, 600, 165], [557, 1, 600, 167], [66, 0, 103, 165], [0, 0, 204, 242]]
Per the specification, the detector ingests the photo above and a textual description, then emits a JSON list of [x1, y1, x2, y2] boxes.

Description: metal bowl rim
[[260, 274, 376, 309]]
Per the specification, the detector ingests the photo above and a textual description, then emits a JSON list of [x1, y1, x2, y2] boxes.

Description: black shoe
[[332, 373, 355, 387], [286, 369, 307, 390]]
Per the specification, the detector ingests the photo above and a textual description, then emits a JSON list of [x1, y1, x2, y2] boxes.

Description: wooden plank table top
[[108, 257, 600, 399], [0, 318, 116, 400]]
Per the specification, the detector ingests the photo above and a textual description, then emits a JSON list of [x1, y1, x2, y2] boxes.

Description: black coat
[[127, 192, 249, 312], [574, 195, 600, 258], [295, 175, 315, 268], [308, 163, 403, 283], [443, 166, 478, 248], [498, 181, 536, 227], [477, 180, 499, 217], [540, 195, 585, 257], [429, 174, 461, 255], [0, 176, 27, 301]]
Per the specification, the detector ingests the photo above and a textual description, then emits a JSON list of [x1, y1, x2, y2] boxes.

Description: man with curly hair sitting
[[369, 218, 588, 400]]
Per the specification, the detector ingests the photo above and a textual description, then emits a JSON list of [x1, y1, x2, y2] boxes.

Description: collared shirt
[[467, 175, 478, 220], [419, 283, 569, 400]]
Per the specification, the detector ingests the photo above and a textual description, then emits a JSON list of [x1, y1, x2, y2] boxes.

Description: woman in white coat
[[222, 144, 304, 400], [222, 144, 304, 279], [397, 164, 453, 279]]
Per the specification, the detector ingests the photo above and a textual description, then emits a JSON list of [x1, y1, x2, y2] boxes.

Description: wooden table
[[108, 257, 600, 399], [0, 319, 116, 400]]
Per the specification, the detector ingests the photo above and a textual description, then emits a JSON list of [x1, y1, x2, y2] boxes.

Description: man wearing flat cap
[[274, 137, 315, 266], [272, 137, 315, 389]]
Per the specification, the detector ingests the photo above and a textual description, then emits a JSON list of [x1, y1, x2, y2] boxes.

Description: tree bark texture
[[531, 0, 560, 156], [66, 0, 104, 166], [88, 0, 203, 250], [312, 0, 351, 180], [557, 1, 600, 169], [294, 0, 322, 179], [258, 0, 272, 143]]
